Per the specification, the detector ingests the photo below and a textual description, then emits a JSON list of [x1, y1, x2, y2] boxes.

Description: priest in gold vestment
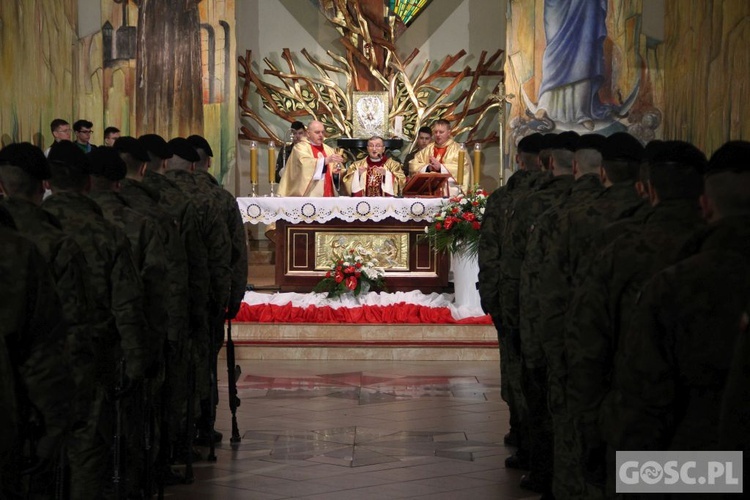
[[341, 136, 405, 197], [277, 120, 345, 197], [409, 119, 472, 196]]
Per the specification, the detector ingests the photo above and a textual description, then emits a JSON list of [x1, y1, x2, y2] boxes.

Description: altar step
[[222, 322, 499, 361]]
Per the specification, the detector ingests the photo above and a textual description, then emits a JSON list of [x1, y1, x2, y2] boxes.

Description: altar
[[237, 197, 451, 293]]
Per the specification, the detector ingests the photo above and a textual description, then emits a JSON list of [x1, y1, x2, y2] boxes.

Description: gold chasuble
[[408, 139, 472, 196], [278, 139, 339, 197], [341, 157, 406, 197]]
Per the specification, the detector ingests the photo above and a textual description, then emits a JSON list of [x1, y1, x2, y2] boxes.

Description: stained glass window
[[389, 0, 432, 26]]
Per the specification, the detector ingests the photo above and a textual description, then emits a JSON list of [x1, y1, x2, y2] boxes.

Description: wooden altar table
[[237, 197, 450, 293]]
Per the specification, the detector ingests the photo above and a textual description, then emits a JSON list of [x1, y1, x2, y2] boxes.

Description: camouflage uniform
[[477, 169, 548, 458], [165, 169, 231, 421], [2, 198, 94, 423], [498, 174, 574, 489], [141, 169, 211, 447], [565, 199, 704, 496], [718, 298, 750, 454], [43, 191, 149, 499], [118, 178, 192, 445], [518, 174, 603, 498], [88, 189, 169, 495], [546, 182, 643, 499], [0, 219, 73, 498], [603, 215, 750, 453], [194, 169, 248, 318]]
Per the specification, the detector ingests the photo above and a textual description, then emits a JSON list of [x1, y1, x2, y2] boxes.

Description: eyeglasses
[[77, 129, 92, 134]]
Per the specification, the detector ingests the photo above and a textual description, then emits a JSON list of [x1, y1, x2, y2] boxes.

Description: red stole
[[310, 144, 335, 197]]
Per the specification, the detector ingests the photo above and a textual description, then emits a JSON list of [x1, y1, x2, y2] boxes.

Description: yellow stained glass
[[389, 0, 432, 26]]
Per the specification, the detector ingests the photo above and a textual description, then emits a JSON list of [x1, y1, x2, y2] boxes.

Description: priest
[[409, 119, 472, 196], [341, 136, 405, 197], [277, 120, 345, 197]]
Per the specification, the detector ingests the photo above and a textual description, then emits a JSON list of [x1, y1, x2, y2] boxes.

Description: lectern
[[402, 173, 451, 198]]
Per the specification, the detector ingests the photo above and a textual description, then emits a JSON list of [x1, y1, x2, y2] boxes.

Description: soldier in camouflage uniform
[[138, 133, 211, 461], [566, 141, 707, 497], [534, 133, 644, 499], [0, 144, 95, 496], [500, 132, 578, 493], [187, 134, 248, 322], [0, 208, 73, 499], [115, 136, 191, 481], [88, 147, 170, 496], [45, 140, 150, 499], [519, 134, 604, 494], [604, 141, 750, 456], [166, 138, 232, 445], [718, 297, 750, 468], [477, 133, 544, 465]]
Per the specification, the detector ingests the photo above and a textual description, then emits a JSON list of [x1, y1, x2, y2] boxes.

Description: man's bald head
[[307, 121, 326, 146]]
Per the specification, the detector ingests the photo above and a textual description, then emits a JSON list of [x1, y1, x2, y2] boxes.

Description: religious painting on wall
[[505, 0, 664, 146]]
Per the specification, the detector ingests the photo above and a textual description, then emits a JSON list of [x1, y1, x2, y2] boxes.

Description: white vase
[[450, 252, 481, 309]]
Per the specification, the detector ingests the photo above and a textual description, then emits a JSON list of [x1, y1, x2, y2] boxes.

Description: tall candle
[[268, 141, 276, 183], [250, 141, 258, 184], [456, 143, 465, 188], [473, 143, 481, 184]]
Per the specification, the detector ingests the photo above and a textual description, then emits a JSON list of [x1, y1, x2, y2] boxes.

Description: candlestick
[[268, 141, 276, 184], [456, 143, 465, 189], [473, 143, 481, 185], [249, 141, 258, 186]]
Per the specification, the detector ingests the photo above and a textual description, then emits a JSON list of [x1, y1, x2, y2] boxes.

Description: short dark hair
[[104, 126, 120, 138], [50, 119, 69, 133], [73, 119, 93, 132], [648, 161, 704, 201], [417, 126, 432, 136], [432, 119, 451, 130], [704, 171, 750, 217], [0, 164, 38, 199], [602, 159, 639, 183], [291, 121, 305, 131], [48, 159, 89, 191]]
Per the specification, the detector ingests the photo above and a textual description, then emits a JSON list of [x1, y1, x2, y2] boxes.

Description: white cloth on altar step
[[243, 289, 486, 321]]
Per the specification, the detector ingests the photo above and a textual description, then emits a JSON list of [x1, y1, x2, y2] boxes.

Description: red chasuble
[[311, 144, 336, 197]]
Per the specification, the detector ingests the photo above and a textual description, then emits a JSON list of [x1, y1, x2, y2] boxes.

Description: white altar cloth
[[237, 196, 445, 225]]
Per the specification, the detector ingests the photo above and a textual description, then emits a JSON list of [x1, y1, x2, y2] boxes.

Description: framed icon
[[352, 91, 389, 138]]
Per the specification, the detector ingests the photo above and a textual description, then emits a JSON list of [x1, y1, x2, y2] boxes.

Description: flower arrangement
[[422, 186, 488, 257], [313, 247, 387, 299]]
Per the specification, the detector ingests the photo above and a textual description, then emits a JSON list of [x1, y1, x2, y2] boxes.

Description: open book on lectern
[[401, 173, 450, 198]]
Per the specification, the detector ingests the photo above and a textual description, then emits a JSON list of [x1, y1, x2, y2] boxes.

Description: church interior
[[1, 0, 749, 498]]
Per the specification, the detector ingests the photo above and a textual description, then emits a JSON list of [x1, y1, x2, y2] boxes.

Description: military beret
[[48, 140, 91, 174], [517, 133, 543, 154], [706, 140, 750, 176], [643, 140, 665, 161], [138, 134, 173, 159], [540, 133, 558, 150], [114, 136, 150, 163], [168, 138, 200, 162], [553, 131, 580, 151], [601, 132, 644, 162], [575, 134, 606, 152], [187, 135, 213, 157], [87, 147, 127, 181], [649, 140, 707, 174], [0, 142, 51, 180]]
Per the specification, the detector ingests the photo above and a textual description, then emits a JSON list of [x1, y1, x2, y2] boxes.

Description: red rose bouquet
[[422, 186, 488, 257], [313, 247, 387, 299]]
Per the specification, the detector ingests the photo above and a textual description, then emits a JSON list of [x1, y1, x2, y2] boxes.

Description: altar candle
[[456, 143, 465, 187], [250, 141, 258, 184], [268, 141, 276, 183], [394, 116, 403, 137], [473, 143, 482, 183]]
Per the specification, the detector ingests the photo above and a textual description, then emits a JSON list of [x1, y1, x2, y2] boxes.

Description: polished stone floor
[[165, 360, 537, 499]]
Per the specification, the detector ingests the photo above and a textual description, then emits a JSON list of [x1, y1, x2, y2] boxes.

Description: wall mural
[[0, 0, 236, 185], [505, 0, 663, 146]]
